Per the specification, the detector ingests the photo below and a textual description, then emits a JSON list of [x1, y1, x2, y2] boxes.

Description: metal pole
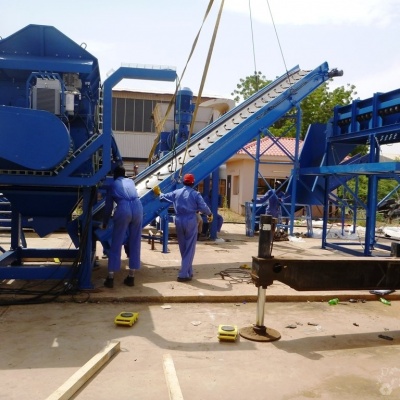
[[240, 213, 281, 342], [255, 287, 266, 327], [254, 214, 274, 333]]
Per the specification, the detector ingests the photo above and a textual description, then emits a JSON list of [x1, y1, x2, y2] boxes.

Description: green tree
[[337, 175, 399, 214], [231, 71, 271, 103], [300, 83, 356, 138], [231, 72, 357, 139]]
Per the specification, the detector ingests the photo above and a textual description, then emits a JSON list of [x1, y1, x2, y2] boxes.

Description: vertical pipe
[[365, 94, 381, 255], [352, 177, 358, 234], [209, 169, 219, 239], [79, 187, 95, 289], [250, 135, 261, 237], [10, 206, 21, 251], [322, 174, 329, 249], [256, 287, 266, 326], [254, 214, 274, 330], [161, 212, 169, 254], [289, 105, 302, 236]]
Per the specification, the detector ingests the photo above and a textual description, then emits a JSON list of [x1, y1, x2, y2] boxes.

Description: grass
[[219, 208, 245, 223]]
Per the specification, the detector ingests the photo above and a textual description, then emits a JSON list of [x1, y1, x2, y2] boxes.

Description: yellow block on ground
[[218, 325, 238, 341], [114, 312, 139, 327]]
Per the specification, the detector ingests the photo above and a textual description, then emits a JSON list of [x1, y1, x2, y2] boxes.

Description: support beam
[[252, 256, 400, 291]]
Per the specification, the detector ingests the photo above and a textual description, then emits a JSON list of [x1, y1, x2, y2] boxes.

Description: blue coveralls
[[259, 189, 283, 218], [160, 186, 211, 279], [103, 177, 143, 272]]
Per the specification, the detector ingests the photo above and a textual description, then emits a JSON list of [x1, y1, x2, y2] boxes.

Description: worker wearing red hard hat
[[153, 173, 212, 282], [183, 173, 195, 185]]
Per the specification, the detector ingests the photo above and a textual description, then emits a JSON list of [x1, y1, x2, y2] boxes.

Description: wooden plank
[[163, 354, 184, 400], [45, 341, 120, 400]]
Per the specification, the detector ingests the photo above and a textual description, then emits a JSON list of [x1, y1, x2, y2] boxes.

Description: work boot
[[177, 277, 192, 282], [104, 277, 114, 288], [123, 276, 135, 287]]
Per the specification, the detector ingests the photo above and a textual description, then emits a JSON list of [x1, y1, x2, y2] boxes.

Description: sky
[[2, 0, 400, 153]]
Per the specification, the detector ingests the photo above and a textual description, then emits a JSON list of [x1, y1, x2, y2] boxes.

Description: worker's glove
[[153, 186, 161, 196], [207, 214, 213, 223]]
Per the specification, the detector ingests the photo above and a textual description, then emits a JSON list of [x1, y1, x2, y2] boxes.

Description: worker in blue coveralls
[[153, 173, 213, 282], [258, 180, 284, 219], [202, 192, 224, 233], [102, 165, 143, 288]]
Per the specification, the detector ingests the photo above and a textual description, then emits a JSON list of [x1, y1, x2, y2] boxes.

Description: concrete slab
[[1, 223, 400, 399], [1, 301, 400, 399]]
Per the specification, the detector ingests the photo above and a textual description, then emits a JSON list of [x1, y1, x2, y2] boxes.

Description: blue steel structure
[[135, 63, 338, 238], [0, 24, 345, 292], [297, 89, 400, 255], [0, 25, 176, 290], [245, 110, 304, 238]]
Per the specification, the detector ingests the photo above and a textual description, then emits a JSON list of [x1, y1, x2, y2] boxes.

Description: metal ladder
[[0, 196, 27, 249]]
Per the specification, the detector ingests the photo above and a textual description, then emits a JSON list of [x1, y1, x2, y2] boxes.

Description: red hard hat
[[183, 173, 195, 185]]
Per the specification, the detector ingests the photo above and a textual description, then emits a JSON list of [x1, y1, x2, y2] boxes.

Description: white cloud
[[225, 0, 400, 27], [350, 59, 400, 99]]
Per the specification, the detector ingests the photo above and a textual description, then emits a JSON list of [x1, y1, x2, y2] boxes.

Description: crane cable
[[249, 0, 259, 91], [265, 0, 293, 85], [248, 0, 293, 99], [178, 0, 225, 180], [147, 0, 216, 164]]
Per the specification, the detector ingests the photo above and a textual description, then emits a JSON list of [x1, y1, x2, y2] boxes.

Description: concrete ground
[[1, 223, 400, 399]]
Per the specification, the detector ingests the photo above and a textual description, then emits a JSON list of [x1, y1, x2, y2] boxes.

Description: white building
[[226, 137, 300, 215], [111, 89, 234, 176]]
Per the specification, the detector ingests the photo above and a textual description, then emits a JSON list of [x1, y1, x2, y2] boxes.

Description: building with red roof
[[225, 136, 303, 215]]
